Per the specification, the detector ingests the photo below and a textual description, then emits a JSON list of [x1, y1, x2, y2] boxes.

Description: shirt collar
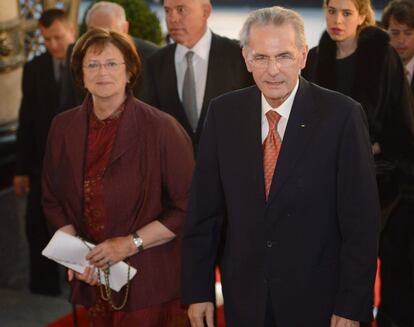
[[405, 56, 414, 83], [262, 78, 299, 119], [175, 28, 212, 62]]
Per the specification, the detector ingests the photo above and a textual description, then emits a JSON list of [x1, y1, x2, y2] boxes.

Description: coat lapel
[[107, 96, 141, 167], [64, 96, 89, 198], [267, 78, 320, 203]]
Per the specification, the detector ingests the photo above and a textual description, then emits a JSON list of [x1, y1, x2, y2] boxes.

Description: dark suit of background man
[[182, 6, 379, 327], [141, 0, 253, 153], [379, 1, 414, 326], [60, 1, 158, 111], [13, 9, 75, 296]]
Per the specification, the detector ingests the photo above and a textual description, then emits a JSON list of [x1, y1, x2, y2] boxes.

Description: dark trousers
[[25, 180, 60, 296], [379, 200, 414, 327]]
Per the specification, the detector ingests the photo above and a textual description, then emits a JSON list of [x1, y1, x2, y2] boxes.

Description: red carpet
[[47, 306, 226, 327], [49, 261, 381, 327]]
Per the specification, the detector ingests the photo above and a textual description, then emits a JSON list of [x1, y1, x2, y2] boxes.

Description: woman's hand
[[86, 236, 136, 268], [67, 267, 99, 286]]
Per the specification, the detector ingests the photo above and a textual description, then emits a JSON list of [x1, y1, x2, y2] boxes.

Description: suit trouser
[[25, 180, 60, 295], [379, 200, 414, 327]]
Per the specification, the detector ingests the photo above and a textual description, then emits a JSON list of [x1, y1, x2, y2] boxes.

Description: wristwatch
[[131, 232, 144, 253]]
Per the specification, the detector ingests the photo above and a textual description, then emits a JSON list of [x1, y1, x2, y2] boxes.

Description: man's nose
[[167, 10, 179, 23], [267, 58, 280, 75]]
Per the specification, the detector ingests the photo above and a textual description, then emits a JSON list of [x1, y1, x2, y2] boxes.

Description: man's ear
[[242, 47, 253, 72], [202, 3, 212, 19], [123, 21, 129, 34], [298, 44, 309, 70]]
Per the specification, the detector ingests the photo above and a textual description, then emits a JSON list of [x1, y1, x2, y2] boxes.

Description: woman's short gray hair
[[239, 6, 306, 49]]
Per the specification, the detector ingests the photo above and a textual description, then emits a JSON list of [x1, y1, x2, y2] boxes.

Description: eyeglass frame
[[245, 47, 298, 70], [83, 61, 126, 73]]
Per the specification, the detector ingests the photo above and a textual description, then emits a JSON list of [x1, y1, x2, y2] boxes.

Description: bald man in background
[[141, 0, 253, 153], [60, 1, 158, 110]]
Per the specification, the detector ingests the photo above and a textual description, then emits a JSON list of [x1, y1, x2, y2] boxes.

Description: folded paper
[[42, 230, 137, 292]]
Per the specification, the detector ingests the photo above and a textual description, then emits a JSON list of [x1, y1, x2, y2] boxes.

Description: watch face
[[133, 236, 142, 247]]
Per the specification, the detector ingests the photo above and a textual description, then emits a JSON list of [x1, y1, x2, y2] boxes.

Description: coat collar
[[314, 26, 389, 96], [64, 93, 140, 197]]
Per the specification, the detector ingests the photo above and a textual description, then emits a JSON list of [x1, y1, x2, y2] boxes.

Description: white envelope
[[42, 230, 137, 292]]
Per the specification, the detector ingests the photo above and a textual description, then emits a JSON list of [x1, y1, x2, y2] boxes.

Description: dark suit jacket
[[182, 79, 380, 326], [140, 33, 254, 152], [42, 94, 194, 310], [60, 37, 158, 111], [16, 51, 60, 179]]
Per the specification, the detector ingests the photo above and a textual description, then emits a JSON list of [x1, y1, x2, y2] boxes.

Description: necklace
[[79, 237, 132, 310]]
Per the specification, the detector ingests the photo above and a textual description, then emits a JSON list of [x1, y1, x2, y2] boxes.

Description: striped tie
[[263, 110, 282, 199]]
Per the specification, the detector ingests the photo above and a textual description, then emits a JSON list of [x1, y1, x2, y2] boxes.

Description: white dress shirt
[[175, 29, 212, 118], [405, 56, 414, 85], [261, 79, 299, 143]]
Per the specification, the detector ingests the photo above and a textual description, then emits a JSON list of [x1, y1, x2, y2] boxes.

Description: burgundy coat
[[42, 94, 194, 310]]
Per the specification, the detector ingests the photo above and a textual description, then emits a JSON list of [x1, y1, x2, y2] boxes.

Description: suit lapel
[[42, 53, 59, 116], [411, 75, 414, 96], [267, 78, 320, 203], [197, 33, 220, 135], [163, 45, 194, 134], [237, 86, 266, 202]]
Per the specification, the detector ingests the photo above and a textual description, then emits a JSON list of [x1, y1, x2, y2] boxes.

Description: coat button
[[266, 240, 273, 248]]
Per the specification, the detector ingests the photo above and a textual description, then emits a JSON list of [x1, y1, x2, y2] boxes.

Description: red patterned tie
[[263, 111, 282, 200]]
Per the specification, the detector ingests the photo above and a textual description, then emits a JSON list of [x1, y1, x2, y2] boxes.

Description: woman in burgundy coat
[[42, 28, 194, 326]]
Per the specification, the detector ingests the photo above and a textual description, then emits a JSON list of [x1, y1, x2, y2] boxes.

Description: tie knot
[[266, 110, 281, 129], [186, 51, 194, 63]]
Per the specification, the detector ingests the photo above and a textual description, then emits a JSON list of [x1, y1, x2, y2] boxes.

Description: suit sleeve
[[157, 116, 195, 235], [334, 104, 380, 322], [15, 62, 36, 175], [42, 116, 70, 232], [181, 103, 226, 304]]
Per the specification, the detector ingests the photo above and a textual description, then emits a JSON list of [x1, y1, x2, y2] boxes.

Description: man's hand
[[330, 314, 360, 327], [13, 175, 30, 196], [188, 302, 214, 327], [372, 142, 381, 155]]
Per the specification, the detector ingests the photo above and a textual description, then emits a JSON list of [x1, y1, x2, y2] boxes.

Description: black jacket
[[302, 26, 414, 172], [182, 80, 379, 325], [16, 52, 59, 178], [140, 33, 253, 152]]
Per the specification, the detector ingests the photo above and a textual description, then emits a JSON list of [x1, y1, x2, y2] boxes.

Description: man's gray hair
[[85, 1, 127, 25], [239, 6, 306, 49]]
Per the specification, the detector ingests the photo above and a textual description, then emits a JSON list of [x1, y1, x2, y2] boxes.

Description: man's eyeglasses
[[248, 54, 297, 69], [83, 61, 126, 72]]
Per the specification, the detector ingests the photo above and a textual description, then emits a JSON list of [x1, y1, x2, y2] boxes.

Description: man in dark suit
[[182, 7, 380, 327], [379, 2, 414, 326], [141, 0, 253, 152], [60, 1, 158, 110], [14, 8, 75, 296]]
